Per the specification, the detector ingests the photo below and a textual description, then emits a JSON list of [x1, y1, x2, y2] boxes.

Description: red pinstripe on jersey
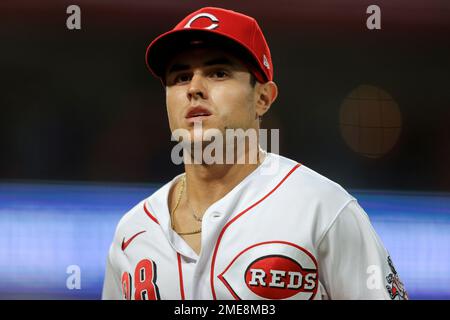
[[177, 253, 186, 299], [144, 199, 185, 299], [210, 163, 302, 299]]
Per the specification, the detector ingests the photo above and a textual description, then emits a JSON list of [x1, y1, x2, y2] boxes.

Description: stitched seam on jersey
[[210, 162, 302, 299], [316, 198, 356, 249]]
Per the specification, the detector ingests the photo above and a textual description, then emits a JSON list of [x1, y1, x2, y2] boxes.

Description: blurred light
[[340, 85, 402, 158]]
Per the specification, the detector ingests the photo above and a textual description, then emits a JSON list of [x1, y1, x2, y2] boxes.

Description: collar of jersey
[[144, 153, 297, 259]]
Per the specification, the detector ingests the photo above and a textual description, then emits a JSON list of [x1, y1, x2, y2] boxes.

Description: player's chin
[[186, 119, 223, 133], [188, 128, 223, 143], [172, 117, 225, 142], [183, 115, 217, 129], [184, 123, 225, 146]]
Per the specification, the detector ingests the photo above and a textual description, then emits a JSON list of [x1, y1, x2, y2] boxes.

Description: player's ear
[[254, 81, 278, 117]]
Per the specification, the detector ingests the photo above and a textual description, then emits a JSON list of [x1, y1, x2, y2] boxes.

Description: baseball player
[[102, 7, 408, 300]]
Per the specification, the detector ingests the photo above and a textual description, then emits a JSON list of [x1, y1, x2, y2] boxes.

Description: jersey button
[[212, 212, 222, 218]]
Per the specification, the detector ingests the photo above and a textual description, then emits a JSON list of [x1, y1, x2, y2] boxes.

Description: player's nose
[[187, 72, 208, 101]]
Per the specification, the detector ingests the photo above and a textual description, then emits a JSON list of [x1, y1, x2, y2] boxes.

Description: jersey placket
[[175, 204, 230, 299]]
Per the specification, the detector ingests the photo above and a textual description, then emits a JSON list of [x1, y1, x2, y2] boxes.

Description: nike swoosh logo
[[121, 230, 146, 251]]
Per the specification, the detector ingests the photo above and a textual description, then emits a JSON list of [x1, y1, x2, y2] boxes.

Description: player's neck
[[183, 147, 266, 213]]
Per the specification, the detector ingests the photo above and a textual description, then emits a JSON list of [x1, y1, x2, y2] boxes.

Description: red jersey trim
[[143, 201, 159, 225], [177, 253, 186, 300], [210, 163, 302, 299]]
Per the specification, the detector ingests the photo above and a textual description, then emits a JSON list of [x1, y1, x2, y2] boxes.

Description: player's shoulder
[[273, 153, 355, 205], [113, 175, 178, 236], [115, 199, 146, 229], [112, 199, 148, 241]]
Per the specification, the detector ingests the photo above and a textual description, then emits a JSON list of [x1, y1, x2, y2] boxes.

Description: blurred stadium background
[[1, 0, 449, 299]]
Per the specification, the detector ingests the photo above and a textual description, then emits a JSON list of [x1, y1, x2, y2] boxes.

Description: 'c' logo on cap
[[184, 13, 219, 30]]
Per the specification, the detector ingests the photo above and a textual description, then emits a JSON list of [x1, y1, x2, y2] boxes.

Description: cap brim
[[145, 29, 266, 82]]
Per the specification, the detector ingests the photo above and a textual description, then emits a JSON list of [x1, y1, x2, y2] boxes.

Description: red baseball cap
[[145, 7, 273, 83]]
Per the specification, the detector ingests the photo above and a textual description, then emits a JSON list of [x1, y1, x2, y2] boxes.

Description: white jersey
[[102, 153, 407, 300]]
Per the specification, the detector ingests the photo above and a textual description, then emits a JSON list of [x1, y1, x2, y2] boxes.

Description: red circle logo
[[245, 254, 317, 299], [218, 241, 319, 300]]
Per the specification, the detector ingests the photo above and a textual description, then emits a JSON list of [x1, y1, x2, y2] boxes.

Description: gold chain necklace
[[171, 174, 202, 236], [171, 151, 266, 235], [183, 175, 204, 222]]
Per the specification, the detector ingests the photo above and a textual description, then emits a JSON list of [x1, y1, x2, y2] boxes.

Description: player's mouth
[[185, 106, 212, 123]]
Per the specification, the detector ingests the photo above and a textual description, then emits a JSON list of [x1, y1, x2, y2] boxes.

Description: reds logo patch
[[218, 241, 318, 300]]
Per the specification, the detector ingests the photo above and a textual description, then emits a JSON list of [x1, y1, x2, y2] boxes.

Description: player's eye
[[209, 69, 229, 79], [173, 73, 192, 84]]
